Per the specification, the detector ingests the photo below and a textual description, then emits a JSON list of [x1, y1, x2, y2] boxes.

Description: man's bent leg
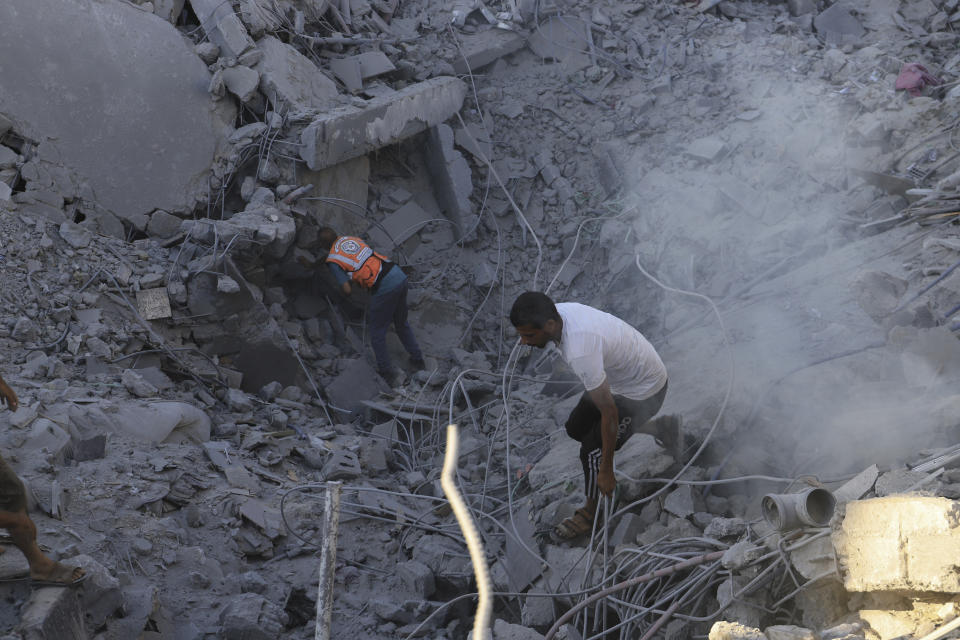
[[391, 282, 423, 362], [367, 291, 396, 374], [622, 382, 684, 460], [0, 456, 83, 584], [565, 394, 603, 504]]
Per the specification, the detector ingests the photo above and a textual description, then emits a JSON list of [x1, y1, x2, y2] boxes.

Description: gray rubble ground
[[3, 0, 960, 638]]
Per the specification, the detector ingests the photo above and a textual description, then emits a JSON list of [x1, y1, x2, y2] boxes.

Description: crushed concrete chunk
[[222, 65, 261, 102], [255, 35, 338, 110], [219, 593, 288, 639], [397, 560, 435, 598], [19, 586, 86, 640], [766, 626, 816, 640], [189, 0, 255, 58], [686, 137, 728, 162], [710, 622, 767, 640], [451, 29, 526, 74], [528, 17, 591, 73], [833, 464, 879, 504], [814, 1, 865, 45]]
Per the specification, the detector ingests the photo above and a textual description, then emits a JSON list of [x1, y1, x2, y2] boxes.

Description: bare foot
[[30, 561, 85, 586]]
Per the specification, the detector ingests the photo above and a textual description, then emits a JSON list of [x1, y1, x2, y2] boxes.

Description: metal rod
[[315, 481, 342, 640], [544, 550, 725, 640]]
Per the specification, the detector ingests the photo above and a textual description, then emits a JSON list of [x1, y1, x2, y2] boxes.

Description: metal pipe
[[544, 550, 725, 640], [315, 481, 342, 640], [441, 425, 492, 640]]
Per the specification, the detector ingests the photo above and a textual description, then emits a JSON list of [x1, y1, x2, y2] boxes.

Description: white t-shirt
[[556, 302, 667, 401]]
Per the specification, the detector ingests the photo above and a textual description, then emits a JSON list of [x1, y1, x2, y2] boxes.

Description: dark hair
[[510, 291, 559, 328], [318, 226, 338, 250]]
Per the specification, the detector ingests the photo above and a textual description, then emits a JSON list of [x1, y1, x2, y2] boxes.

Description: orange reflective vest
[[325, 236, 389, 289]]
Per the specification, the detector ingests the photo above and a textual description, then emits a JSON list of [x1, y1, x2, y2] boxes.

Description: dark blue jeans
[[368, 280, 422, 372]]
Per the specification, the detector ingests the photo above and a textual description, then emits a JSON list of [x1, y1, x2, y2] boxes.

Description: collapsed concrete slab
[[0, 0, 234, 227], [299, 76, 468, 171], [833, 496, 960, 592]]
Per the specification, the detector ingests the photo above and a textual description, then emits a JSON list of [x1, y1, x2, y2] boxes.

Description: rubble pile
[[3, 0, 960, 638]]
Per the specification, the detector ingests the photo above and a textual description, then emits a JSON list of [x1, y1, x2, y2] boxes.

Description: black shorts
[[564, 381, 668, 444]]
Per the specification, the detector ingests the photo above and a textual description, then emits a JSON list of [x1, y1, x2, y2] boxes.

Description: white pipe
[[441, 424, 493, 640]]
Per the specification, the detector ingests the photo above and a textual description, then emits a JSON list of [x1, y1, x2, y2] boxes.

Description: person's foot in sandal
[[553, 500, 598, 541], [30, 559, 86, 587]]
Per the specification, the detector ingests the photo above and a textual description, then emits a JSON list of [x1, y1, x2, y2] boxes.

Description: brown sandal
[[553, 507, 597, 541]]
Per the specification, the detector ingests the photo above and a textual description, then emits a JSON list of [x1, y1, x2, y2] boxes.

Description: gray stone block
[[19, 587, 85, 640], [255, 36, 338, 110], [70, 554, 122, 629], [188, 0, 255, 57]]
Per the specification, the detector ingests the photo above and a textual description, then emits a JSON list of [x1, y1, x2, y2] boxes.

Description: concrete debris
[[218, 593, 288, 639], [299, 76, 467, 170], [18, 587, 86, 640], [527, 16, 592, 73], [834, 497, 960, 592], [222, 65, 261, 102], [188, 0, 256, 58], [686, 137, 728, 163], [709, 621, 767, 640], [814, 1, 865, 46], [451, 28, 526, 74], [493, 618, 547, 639], [367, 199, 436, 249], [255, 35, 339, 110], [397, 559, 435, 598]]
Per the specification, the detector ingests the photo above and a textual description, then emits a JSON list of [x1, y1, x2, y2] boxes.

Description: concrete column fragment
[[833, 496, 960, 592], [299, 76, 468, 171]]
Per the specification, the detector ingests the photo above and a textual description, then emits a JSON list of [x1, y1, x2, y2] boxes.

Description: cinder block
[[833, 496, 960, 592]]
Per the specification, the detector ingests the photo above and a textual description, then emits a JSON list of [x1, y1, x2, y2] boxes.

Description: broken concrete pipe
[[761, 488, 836, 531]]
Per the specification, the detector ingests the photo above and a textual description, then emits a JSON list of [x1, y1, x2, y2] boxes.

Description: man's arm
[[0, 373, 18, 412], [586, 379, 618, 497], [326, 263, 352, 296]]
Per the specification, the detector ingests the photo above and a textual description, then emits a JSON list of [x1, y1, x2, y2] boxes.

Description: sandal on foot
[[553, 507, 596, 541], [30, 563, 87, 588]]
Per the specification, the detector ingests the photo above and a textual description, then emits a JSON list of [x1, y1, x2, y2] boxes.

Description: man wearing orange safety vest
[[318, 227, 425, 385]]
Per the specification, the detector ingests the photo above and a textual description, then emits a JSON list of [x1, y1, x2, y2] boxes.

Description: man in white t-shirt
[[510, 291, 681, 540]]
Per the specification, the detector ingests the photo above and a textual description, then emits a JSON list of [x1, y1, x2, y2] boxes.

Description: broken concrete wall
[[0, 0, 234, 231], [833, 496, 960, 593]]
